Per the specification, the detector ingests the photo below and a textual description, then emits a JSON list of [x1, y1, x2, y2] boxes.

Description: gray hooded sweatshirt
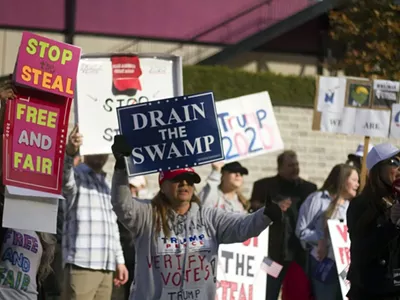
[[111, 169, 272, 300], [198, 169, 247, 213]]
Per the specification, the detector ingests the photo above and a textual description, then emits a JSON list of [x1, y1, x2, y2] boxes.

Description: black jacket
[[347, 193, 400, 299], [250, 175, 317, 266]]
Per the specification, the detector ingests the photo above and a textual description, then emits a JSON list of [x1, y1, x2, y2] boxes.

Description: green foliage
[[329, 0, 400, 79], [182, 65, 315, 107]]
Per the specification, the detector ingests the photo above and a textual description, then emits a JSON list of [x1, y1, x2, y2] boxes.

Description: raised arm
[[62, 125, 81, 211], [209, 202, 282, 244], [198, 163, 222, 208], [111, 135, 152, 238], [111, 168, 151, 237]]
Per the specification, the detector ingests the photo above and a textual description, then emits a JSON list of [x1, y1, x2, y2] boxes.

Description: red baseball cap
[[159, 168, 201, 186], [111, 56, 142, 92]]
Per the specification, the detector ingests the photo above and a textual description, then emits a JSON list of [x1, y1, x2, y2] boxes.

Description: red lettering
[[161, 272, 170, 285], [243, 237, 258, 247], [175, 255, 182, 270], [234, 133, 248, 156], [188, 255, 196, 269], [164, 254, 172, 269], [193, 267, 201, 282], [239, 283, 252, 300], [257, 125, 274, 150], [230, 282, 238, 300], [204, 265, 210, 280], [171, 272, 182, 286], [218, 281, 252, 300], [245, 113, 256, 125], [220, 281, 230, 300], [198, 254, 206, 269], [228, 117, 235, 130], [338, 247, 351, 265], [154, 255, 160, 269], [146, 256, 152, 268], [336, 224, 348, 243]]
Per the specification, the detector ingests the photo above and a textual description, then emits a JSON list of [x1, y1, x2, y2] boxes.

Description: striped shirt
[[62, 155, 125, 271]]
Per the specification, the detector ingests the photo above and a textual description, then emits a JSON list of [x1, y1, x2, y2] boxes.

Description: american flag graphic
[[339, 265, 351, 287], [260, 257, 283, 278]]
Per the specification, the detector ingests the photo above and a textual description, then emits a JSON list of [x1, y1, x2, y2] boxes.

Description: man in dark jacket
[[250, 150, 317, 300]]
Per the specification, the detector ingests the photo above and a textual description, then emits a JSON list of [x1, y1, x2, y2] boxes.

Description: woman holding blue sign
[[198, 161, 249, 212], [295, 164, 359, 300], [110, 135, 283, 300]]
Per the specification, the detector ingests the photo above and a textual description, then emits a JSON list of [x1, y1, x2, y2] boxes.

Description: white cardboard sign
[[76, 54, 183, 155]]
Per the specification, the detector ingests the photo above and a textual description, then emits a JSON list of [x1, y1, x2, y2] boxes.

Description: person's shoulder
[[299, 178, 317, 190], [303, 190, 326, 205], [348, 194, 366, 210], [133, 197, 153, 205], [254, 176, 277, 185]]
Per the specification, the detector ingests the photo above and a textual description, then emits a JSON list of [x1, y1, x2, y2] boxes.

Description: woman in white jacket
[[199, 161, 249, 213]]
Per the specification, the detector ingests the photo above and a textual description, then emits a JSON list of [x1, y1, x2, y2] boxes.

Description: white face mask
[[137, 188, 150, 199]]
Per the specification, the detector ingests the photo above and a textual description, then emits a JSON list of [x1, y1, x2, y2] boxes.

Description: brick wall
[[76, 105, 394, 199]]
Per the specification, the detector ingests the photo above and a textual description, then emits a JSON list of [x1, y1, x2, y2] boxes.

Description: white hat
[[352, 143, 374, 158], [366, 143, 400, 170], [128, 176, 146, 187]]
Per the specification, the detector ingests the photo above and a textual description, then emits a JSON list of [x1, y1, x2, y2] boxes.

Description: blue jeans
[[310, 255, 342, 300]]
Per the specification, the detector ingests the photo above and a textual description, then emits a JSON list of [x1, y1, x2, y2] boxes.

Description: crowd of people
[[2, 81, 400, 300]]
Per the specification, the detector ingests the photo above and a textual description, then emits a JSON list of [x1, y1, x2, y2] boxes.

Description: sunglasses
[[170, 175, 195, 185], [387, 157, 400, 167]]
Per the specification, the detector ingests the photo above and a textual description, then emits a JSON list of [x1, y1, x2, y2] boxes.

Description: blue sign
[[117, 92, 224, 176]]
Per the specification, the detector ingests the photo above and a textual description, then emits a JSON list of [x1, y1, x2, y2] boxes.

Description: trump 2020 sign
[[117, 92, 224, 176]]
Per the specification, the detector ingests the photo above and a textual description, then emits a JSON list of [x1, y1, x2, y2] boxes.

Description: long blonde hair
[[151, 191, 201, 238], [219, 174, 249, 211], [236, 191, 250, 211]]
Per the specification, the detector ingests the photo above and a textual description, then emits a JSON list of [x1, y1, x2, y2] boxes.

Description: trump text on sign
[[215, 92, 284, 162]]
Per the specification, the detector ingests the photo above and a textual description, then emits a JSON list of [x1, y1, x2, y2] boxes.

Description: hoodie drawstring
[[180, 214, 191, 290]]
